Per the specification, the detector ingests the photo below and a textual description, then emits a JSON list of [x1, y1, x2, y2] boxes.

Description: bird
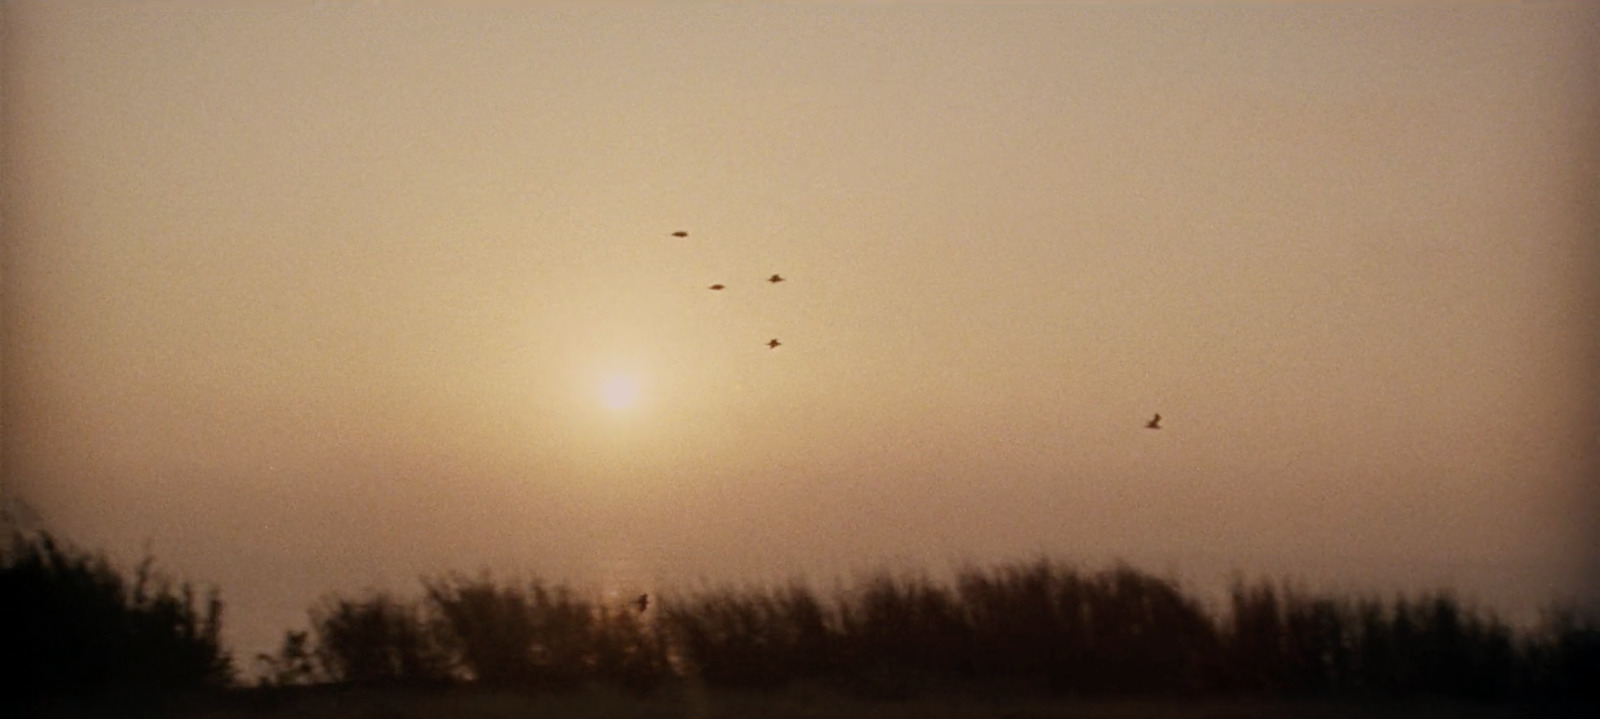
[[708, 284, 725, 291], [634, 593, 649, 613], [1146, 413, 1161, 430], [669, 231, 688, 238], [767, 274, 785, 283], [767, 339, 782, 349]]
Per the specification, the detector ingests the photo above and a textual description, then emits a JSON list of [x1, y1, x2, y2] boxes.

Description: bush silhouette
[[422, 573, 671, 692], [253, 630, 318, 687], [308, 590, 452, 686], [949, 561, 1218, 696], [665, 582, 842, 690], [0, 531, 232, 706], [1523, 606, 1600, 700]]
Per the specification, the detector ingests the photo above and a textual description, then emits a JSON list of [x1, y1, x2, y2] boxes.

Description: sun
[[600, 374, 640, 411]]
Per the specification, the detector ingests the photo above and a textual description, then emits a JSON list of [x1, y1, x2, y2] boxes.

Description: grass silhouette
[[7, 530, 1597, 717], [258, 558, 1596, 705]]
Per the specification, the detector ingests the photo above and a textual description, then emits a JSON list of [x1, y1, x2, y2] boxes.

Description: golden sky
[[3, 2, 1597, 663]]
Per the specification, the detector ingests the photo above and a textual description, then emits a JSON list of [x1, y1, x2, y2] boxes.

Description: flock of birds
[[669, 227, 1160, 418], [617, 232, 1162, 615], [670, 230, 788, 351], [669, 229, 1163, 430]]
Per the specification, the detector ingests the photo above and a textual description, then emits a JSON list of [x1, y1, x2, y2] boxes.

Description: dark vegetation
[[5, 529, 1597, 715], [262, 561, 1598, 706], [1, 531, 232, 713]]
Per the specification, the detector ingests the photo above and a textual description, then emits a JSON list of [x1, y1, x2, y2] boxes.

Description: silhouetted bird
[[670, 231, 688, 238], [767, 339, 782, 349], [1146, 413, 1161, 430], [767, 274, 785, 283], [709, 284, 725, 291], [634, 594, 649, 613]]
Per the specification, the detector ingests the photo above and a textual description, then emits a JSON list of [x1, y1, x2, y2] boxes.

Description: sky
[[3, 2, 1597, 669]]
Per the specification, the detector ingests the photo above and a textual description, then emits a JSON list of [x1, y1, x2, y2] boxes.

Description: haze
[[3, 2, 1596, 667]]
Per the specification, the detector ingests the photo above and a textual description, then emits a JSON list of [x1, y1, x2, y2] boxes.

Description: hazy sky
[[4, 2, 1597, 666]]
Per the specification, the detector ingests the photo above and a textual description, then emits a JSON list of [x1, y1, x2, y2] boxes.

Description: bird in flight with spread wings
[[767, 339, 782, 349]]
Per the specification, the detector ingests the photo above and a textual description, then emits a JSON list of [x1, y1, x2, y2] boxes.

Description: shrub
[[0, 531, 233, 704], [309, 590, 452, 686]]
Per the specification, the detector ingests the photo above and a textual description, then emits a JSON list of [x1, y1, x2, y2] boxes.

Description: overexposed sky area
[[3, 1, 1597, 664]]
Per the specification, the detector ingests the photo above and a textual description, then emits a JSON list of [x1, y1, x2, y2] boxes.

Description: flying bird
[[669, 231, 688, 238], [708, 284, 725, 291], [767, 339, 782, 349], [1146, 414, 1162, 430], [634, 594, 649, 613], [767, 274, 785, 283]]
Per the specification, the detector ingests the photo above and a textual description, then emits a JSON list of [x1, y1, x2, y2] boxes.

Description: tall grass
[[258, 573, 673, 692], [7, 526, 1592, 705], [262, 559, 1595, 703], [305, 590, 452, 686], [665, 582, 841, 690], [1222, 584, 1521, 698]]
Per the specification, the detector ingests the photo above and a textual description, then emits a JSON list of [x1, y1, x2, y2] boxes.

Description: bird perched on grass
[[767, 274, 785, 283], [1146, 414, 1161, 430], [669, 231, 688, 238], [767, 339, 782, 349], [634, 594, 649, 613]]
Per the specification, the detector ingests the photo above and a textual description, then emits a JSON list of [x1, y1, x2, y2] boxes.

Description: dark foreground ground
[[23, 686, 1599, 719]]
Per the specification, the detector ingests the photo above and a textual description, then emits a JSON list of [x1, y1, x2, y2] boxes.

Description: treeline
[[262, 560, 1599, 703]]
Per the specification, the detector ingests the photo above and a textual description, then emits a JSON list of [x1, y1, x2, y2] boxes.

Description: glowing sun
[[600, 375, 640, 410]]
